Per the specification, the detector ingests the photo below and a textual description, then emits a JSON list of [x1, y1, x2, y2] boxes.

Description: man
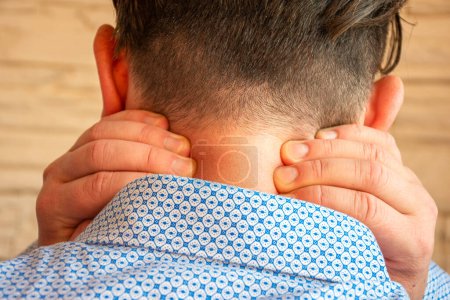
[[1, 0, 449, 299]]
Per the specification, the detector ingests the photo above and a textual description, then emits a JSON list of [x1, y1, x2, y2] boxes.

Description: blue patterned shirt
[[1, 175, 449, 299]]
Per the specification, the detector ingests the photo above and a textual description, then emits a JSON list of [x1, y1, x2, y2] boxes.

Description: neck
[[178, 129, 285, 194]]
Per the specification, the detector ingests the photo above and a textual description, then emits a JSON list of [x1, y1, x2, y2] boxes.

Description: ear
[[364, 75, 404, 131], [94, 24, 129, 117]]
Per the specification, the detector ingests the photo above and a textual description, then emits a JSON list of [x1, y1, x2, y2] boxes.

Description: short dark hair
[[112, 0, 405, 134]]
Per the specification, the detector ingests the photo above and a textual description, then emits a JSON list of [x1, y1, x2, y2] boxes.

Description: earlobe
[[94, 24, 129, 117], [364, 75, 404, 131]]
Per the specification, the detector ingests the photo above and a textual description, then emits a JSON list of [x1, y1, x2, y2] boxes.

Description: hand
[[36, 110, 195, 246], [273, 125, 438, 299]]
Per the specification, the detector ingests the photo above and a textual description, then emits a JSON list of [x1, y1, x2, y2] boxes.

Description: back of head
[[113, 0, 406, 135]]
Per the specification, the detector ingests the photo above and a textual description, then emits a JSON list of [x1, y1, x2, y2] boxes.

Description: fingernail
[[171, 158, 194, 176], [286, 142, 309, 159], [316, 130, 337, 140], [275, 166, 298, 184], [164, 136, 185, 153]]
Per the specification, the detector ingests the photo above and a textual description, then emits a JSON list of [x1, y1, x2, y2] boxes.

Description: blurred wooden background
[[0, 0, 449, 272]]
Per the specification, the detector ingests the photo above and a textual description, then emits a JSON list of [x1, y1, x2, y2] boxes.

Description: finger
[[70, 120, 190, 156], [281, 139, 411, 180], [61, 140, 196, 182], [62, 171, 150, 219], [282, 185, 401, 230], [281, 185, 408, 252], [70, 110, 169, 151], [102, 109, 169, 129], [316, 124, 402, 160], [274, 158, 416, 214], [37, 171, 148, 246]]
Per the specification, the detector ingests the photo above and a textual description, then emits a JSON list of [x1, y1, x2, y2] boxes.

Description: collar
[[77, 174, 390, 284]]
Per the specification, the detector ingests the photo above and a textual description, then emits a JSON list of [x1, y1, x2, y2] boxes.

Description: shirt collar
[[77, 174, 390, 284]]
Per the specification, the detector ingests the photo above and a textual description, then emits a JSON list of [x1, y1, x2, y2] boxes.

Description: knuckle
[[155, 115, 169, 128], [90, 172, 113, 199], [145, 145, 156, 167], [310, 160, 324, 179], [312, 185, 324, 207], [427, 200, 439, 220], [353, 192, 378, 224], [36, 184, 61, 225], [365, 161, 388, 188], [365, 143, 385, 162], [42, 155, 64, 181], [415, 234, 434, 260], [322, 140, 335, 156], [43, 162, 56, 181], [88, 122, 104, 141], [140, 110, 162, 119], [138, 124, 155, 143], [36, 186, 52, 216], [385, 133, 398, 149], [89, 140, 109, 168], [141, 110, 168, 128], [412, 186, 438, 220], [122, 109, 141, 119], [349, 124, 364, 137], [35, 195, 45, 216], [383, 133, 402, 160], [315, 185, 332, 207]]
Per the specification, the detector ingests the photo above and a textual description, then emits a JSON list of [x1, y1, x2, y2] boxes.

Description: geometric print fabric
[[80, 175, 392, 284], [0, 174, 447, 299]]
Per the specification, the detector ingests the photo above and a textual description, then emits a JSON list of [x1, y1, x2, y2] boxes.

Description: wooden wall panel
[[0, 0, 109, 261], [406, 0, 450, 15], [393, 0, 450, 269]]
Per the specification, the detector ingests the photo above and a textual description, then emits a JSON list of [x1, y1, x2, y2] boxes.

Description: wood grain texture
[[406, 0, 450, 15], [393, 1, 450, 270], [0, 0, 449, 271], [0, 0, 109, 261]]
